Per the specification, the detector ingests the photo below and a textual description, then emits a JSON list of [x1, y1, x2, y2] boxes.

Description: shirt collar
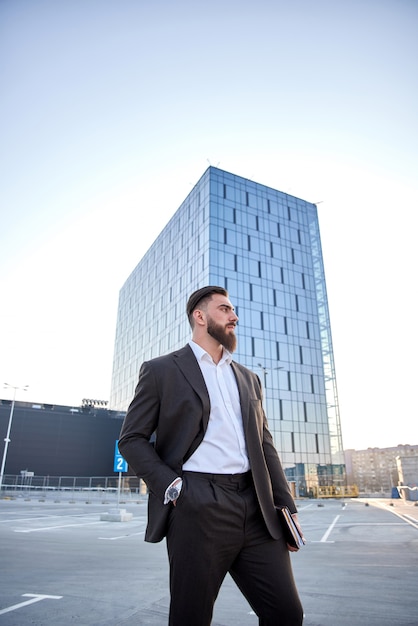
[[189, 340, 233, 365]]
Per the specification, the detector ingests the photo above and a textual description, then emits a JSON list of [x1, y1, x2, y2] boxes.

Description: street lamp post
[[257, 363, 268, 388], [0, 383, 29, 491], [257, 364, 283, 389]]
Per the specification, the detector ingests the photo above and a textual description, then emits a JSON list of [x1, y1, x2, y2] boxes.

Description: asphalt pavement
[[0, 493, 417, 626]]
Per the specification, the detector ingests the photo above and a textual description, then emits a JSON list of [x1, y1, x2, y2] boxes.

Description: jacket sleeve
[[118, 361, 178, 500]]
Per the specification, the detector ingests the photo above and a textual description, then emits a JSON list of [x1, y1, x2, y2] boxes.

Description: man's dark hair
[[186, 286, 228, 327]]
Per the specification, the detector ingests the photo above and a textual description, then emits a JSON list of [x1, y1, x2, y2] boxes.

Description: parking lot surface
[[0, 494, 417, 625]]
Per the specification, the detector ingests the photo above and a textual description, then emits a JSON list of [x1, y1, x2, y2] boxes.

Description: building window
[[291, 432, 295, 452], [303, 402, 308, 422]]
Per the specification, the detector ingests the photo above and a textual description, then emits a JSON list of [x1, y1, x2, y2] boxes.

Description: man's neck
[[191, 336, 224, 364]]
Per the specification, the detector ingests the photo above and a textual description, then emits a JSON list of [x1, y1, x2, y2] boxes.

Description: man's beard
[[207, 317, 237, 353]]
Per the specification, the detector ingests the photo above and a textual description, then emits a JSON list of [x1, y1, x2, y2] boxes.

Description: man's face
[[204, 294, 239, 353]]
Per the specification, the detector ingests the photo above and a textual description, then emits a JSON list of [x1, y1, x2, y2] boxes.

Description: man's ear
[[193, 309, 205, 326]]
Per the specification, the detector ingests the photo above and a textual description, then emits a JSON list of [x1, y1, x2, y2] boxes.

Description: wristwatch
[[167, 485, 180, 501], [166, 478, 183, 503]]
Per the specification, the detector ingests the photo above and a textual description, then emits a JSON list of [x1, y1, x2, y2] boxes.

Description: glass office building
[[110, 166, 345, 496]]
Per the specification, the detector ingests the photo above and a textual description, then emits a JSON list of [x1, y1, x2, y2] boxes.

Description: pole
[[0, 384, 28, 491], [117, 471, 122, 507]]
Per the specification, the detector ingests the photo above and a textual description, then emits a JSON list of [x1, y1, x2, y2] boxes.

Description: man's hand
[[287, 513, 305, 552]]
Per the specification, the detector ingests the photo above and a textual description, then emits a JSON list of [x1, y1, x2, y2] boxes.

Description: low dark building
[[0, 399, 125, 477]]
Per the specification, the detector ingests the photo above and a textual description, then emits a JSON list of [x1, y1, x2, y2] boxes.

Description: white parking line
[[0, 594, 62, 616], [1, 512, 97, 524], [320, 514, 340, 542], [15, 521, 106, 533], [329, 522, 404, 526], [0, 514, 65, 524], [404, 514, 418, 528], [98, 530, 145, 540]]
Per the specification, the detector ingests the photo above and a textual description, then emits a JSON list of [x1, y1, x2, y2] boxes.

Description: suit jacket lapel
[[174, 345, 211, 429], [231, 361, 250, 428]]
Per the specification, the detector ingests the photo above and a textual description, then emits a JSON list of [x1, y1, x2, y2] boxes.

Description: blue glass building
[[110, 167, 345, 496]]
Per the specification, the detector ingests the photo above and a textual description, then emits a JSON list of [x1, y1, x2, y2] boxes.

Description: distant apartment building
[[110, 166, 345, 497], [344, 444, 418, 494]]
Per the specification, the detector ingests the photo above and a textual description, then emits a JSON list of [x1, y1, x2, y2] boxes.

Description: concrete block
[[100, 508, 133, 522]]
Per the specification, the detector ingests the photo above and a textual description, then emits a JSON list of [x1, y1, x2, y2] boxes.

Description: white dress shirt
[[182, 340, 250, 474]]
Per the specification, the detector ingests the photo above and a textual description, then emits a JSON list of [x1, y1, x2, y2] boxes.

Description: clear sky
[[1, 0, 417, 451]]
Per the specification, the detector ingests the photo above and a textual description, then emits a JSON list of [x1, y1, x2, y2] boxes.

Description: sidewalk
[[358, 496, 418, 524]]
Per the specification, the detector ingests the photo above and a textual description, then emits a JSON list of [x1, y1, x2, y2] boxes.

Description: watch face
[[168, 487, 179, 500]]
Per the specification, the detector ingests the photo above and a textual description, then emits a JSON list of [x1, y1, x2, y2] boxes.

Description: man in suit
[[118, 286, 304, 626]]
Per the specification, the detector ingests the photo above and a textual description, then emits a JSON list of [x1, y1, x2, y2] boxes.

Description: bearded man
[[118, 286, 304, 626]]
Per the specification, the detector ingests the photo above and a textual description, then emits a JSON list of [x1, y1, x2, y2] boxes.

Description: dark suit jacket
[[118, 344, 296, 543]]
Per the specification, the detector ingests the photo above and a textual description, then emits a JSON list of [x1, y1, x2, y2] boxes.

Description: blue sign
[[114, 440, 128, 473]]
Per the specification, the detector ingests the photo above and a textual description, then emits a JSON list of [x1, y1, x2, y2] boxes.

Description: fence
[[0, 474, 147, 501]]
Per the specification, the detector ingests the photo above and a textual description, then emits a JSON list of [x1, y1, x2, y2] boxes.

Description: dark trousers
[[166, 471, 303, 626]]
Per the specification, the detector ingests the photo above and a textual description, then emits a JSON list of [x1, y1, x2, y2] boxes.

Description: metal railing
[[0, 474, 148, 501]]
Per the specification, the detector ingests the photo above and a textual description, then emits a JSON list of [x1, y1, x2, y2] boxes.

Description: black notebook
[[275, 505, 306, 549]]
